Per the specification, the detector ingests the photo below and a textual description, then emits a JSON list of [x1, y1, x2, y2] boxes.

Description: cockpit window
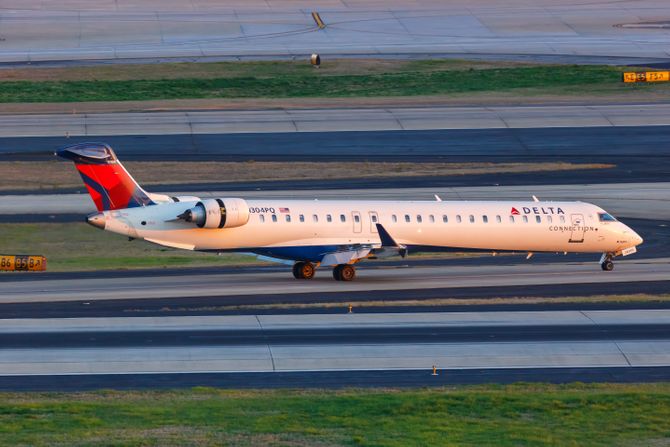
[[598, 213, 617, 222]]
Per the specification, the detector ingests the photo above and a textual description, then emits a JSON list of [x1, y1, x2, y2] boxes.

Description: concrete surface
[[2, 104, 670, 138], [1, 0, 669, 64], [0, 341, 666, 375], [2, 309, 668, 333]]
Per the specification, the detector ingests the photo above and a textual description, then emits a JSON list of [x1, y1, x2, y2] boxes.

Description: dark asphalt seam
[[615, 342, 633, 367], [579, 310, 598, 325], [255, 314, 276, 371]]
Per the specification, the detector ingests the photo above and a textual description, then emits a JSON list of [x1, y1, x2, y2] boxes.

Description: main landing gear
[[333, 264, 356, 282], [600, 253, 615, 271], [292, 261, 315, 279], [291, 262, 357, 281]]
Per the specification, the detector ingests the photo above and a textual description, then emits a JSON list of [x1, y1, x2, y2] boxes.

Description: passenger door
[[569, 213, 585, 243]]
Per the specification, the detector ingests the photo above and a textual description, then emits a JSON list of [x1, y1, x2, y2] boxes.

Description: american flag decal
[[279, 207, 290, 213]]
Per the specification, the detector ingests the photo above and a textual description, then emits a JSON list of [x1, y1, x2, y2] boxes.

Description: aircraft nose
[[622, 225, 643, 246]]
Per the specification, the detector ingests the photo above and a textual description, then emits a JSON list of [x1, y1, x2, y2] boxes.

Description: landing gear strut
[[600, 253, 615, 271], [333, 264, 356, 281], [292, 261, 315, 279]]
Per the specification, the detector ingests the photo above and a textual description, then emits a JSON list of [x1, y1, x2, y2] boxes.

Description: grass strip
[[0, 384, 668, 446], [0, 160, 613, 192], [0, 64, 659, 103]]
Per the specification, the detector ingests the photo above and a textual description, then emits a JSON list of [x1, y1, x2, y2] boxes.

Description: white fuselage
[[98, 198, 643, 262]]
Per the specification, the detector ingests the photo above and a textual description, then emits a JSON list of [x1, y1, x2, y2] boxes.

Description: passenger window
[[299, 214, 305, 222], [327, 214, 332, 223], [429, 215, 435, 223], [272, 214, 277, 222], [285, 214, 291, 223], [313, 214, 318, 223], [496, 215, 501, 223], [456, 215, 462, 223], [392, 215, 397, 223], [509, 216, 515, 223], [442, 215, 448, 223], [340, 214, 346, 223], [560, 216, 566, 223], [483, 215, 488, 223], [371, 215, 378, 223], [405, 214, 411, 223], [469, 215, 475, 223], [417, 215, 422, 223], [354, 215, 360, 223], [259, 214, 265, 223], [535, 215, 541, 223], [547, 216, 552, 223], [523, 216, 528, 223]]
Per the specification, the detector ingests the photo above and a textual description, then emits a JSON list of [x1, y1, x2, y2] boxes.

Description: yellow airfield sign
[[0, 255, 47, 272], [623, 71, 670, 83]]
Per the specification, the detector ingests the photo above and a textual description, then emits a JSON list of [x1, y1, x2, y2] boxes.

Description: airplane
[[57, 142, 643, 281]]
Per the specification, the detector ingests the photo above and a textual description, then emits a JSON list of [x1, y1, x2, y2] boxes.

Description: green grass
[[0, 63, 658, 103], [0, 223, 261, 272], [0, 383, 669, 446]]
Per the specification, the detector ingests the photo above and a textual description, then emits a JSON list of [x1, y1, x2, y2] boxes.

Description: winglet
[[376, 224, 407, 258]]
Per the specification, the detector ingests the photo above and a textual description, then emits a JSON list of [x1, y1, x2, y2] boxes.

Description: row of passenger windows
[[258, 213, 567, 224], [393, 214, 566, 224], [259, 213, 364, 223]]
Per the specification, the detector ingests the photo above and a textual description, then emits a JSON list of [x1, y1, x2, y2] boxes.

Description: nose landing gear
[[599, 253, 615, 271], [292, 261, 316, 279]]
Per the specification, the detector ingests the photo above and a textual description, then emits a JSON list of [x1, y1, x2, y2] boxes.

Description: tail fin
[[56, 142, 154, 212]]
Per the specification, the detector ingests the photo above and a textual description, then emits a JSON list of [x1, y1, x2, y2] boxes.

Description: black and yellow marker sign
[[623, 71, 670, 83], [311, 12, 326, 29], [0, 255, 47, 272]]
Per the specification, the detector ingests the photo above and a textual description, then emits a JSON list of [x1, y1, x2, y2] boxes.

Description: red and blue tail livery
[[57, 143, 154, 212]]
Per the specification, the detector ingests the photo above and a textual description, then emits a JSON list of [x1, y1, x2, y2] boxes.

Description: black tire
[[292, 262, 304, 279], [301, 262, 316, 279], [601, 260, 614, 271], [340, 264, 356, 281], [333, 265, 343, 281]]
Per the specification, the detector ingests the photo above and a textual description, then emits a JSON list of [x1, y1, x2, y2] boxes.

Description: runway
[[2, 257, 668, 304], [2, 0, 669, 64], [0, 310, 668, 390]]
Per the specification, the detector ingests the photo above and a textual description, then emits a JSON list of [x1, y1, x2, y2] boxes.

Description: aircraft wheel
[[299, 262, 316, 279], [333, 264, 356, 281], [601, 260, 614, 271], [293, 262, 315, 279], [292, 262, 304, 279]]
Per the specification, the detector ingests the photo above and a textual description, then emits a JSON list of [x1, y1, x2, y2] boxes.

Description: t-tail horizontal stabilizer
[[375, 224, 407, 258]]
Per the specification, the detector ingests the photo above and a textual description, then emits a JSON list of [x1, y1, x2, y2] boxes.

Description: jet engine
[[177, 198, 250, 229]]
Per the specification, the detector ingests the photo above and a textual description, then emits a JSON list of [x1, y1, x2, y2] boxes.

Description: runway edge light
[[0, 255, 47, 272]]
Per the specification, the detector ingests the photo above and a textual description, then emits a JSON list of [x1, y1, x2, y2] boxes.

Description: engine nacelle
[[177, 198, 250, 229]]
